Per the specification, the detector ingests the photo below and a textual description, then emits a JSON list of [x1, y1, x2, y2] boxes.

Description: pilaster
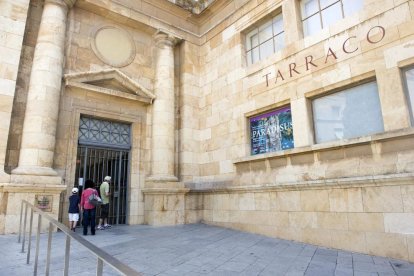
[[148, 30, 181, 182], [142, 181, 189, 226]]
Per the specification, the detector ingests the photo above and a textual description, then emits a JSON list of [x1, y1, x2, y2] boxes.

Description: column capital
[[45, 0, 77, 9], [154, 30, 182, 48]]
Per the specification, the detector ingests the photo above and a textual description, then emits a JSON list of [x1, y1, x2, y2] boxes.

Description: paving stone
[[1, 224, 414, 276], [312, 253, 338, 263], [353, 253, 374, 263], [334, 268, 353, 276]]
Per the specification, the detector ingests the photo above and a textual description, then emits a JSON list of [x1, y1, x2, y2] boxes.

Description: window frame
[[301, 0, 362, 37], [245, 11, 285, 65], [311, 80, 385, 144], [249, 105, 294, 156], [402, 65, 414, 126]]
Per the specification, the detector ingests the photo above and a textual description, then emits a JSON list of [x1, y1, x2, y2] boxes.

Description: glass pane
[[321, 2, 342, 28], [301, 0, 319, 18], [303, 14, 322, 36], [313, 82, 384, 143], [273, 14, 284, 34], [259, 20, 273, 43], [247, 50, 253, 66], [405, 67, 414, 124], [320, 0, 339, 9], [251, 33, 259, 48], [274, 33, 285, 52], [343, 0, 363, 17], [252, 47, 260, 64], [246, 29, 258, 50], [259, 39, 274, 60], [250, 107, 294, 155]]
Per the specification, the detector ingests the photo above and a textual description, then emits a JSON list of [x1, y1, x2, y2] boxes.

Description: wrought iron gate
[[75, 117, 131, 225]]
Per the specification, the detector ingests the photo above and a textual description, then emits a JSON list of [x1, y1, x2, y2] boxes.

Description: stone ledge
[[235, 128, 414, 164], [1, 183, 66, 193], [143, 181, 189, 195], [188, 173, 414, 194], [10, 174, 62, 185], [142, 187, 190, 195]]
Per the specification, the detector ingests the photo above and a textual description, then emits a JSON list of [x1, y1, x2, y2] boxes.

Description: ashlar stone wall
[[185, 0, 414, 262], [57, 6, 160, 225]]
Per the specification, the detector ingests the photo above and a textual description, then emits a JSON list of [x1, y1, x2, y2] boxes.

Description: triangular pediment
[[64, 69, 155, 104]]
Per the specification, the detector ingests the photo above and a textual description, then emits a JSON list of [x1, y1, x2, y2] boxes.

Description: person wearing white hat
[[97, 176, 111, 230], [68, 187, 80, 232]]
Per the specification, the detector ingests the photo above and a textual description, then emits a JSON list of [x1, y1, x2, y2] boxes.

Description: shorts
[[100, 203, 109, 219], [69, 213, 79, 222]]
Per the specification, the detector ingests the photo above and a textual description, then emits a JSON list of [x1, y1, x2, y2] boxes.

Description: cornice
[[75, 0, 253, 45], [188, 173, 414, 194]]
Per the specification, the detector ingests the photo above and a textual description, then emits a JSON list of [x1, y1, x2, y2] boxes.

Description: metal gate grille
[[75, 116, 131, 225], [78, 116, 131, 149]]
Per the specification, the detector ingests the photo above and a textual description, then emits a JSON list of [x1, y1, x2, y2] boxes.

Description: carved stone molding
[[64, 69, 155, 104], [91, 26, 136, 68], [45, 0, 77, 9], [153, 30, 182, 48]]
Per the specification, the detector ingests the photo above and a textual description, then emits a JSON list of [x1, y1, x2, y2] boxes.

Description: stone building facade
[[1, 0, 414, 262]]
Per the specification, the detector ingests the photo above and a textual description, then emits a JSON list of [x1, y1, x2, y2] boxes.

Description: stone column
[[148, 31, 179, 182], [12, 0, 76, 177], [144, 31, 189, 226]]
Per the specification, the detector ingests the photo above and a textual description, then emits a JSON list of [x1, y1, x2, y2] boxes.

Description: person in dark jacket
[[68, 187, 80, 232]]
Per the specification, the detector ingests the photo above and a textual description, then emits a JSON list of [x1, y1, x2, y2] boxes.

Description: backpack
[[88, 193, 102, 206]]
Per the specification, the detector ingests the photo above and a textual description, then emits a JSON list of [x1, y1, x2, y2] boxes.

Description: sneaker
[[104, 224, 111, 229], [96, 226, 104, 230]]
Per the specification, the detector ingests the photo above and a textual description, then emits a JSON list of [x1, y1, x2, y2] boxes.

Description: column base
[[12, 166, 58, 176], [142, 180, 189, 226], [10, 174, 62, 185], [0, 183, 65, 234], [146, 175, 179, 182]]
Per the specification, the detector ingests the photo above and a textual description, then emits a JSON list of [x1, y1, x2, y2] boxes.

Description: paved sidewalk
[[1, 223, 414, 275]]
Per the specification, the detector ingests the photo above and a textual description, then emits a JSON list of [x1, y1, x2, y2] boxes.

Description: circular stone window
[[92, 26, 136, 67]]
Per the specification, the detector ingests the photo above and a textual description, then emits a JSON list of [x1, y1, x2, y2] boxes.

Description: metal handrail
[[18, 200, 140, 276]]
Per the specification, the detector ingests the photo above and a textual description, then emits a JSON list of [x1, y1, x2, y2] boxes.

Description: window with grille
[[245, 13, 285, 65], [301, 0, 363, 37], [78, 116, 131, 149]]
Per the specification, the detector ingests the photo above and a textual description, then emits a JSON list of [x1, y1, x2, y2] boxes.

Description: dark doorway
[[75, 116, 131, 225], [75, 146, 129, 225]]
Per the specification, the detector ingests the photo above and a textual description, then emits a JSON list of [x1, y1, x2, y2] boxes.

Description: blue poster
[[250, 107, 294, 155]]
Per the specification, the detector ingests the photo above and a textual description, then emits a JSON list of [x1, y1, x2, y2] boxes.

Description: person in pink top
[[80, 179, 99, 235]]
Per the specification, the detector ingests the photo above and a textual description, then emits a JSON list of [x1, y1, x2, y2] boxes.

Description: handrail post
[[17, 200, 141, 276], [34, 214, 42, 276], [97, 258, 103, 276], [27, 208, 34, 264], [21, 203, 28, 253], [45, 222, 53, 276], [18, 201, 24, 243], [63, 235, 71, 276]]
